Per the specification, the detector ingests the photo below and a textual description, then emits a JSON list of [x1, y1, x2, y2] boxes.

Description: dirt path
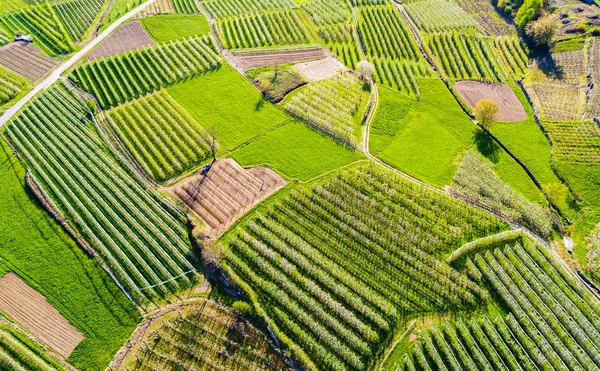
[[0, 0, 156, 128]]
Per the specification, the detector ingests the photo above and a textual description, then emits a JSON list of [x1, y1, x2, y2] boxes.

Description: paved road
[[0, 0, 155, 128]]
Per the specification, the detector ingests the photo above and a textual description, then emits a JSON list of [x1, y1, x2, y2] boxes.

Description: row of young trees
[[6, 83, 194, 302], [202, 0, 296, 19], [70, 35, 221, 108], [403, 0, 480, 33], [0, 65, 27, 105], [217, 164, 505, 371], [0, 2, 74, 55], [404, 241, 600, 370], [0, 325, 66, 371], [286, 73, 365, 143], [217, 10, 311, 49], [105, 90, 214, 182], [133, 300, 289, 370], [546, 120, 600, 164], [53, 0, 105, 42], [302, 0, 351, 26]]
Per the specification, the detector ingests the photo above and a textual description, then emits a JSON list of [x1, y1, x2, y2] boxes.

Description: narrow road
[[0, 0, 156, 128]]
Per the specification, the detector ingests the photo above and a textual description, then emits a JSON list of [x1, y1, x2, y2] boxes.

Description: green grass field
[[0, 141, 140, 371], [168, 65, 290, 154], [230, 120, 365, 181], [140, 14, 210, 42], [370, 80, 546, 204]]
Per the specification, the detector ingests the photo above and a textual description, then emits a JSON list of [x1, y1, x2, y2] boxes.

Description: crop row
[[303, 0, 351, 26], [454, 0, 515, 35], [105, 90, 214, 182], [219, 164, 504, 370], [104, 0, 143, 25], [0, 325, 66, 371], [0, 3, 74, 55], [588, 38, 600, 118], [493, 36, 529, 76], [404, 241, 600, 370], [371, 57, 431, 97], [201, 0, 296, 18], [453, 150, 554, 237], [546, 120, 600, 164], [217, 10, 311, 49], [350, 0, 387, 6], [0, 65, 27, 105], [330, 42, 360, 69], [425, 32, 506, 82], [587, 223, 600, 275], [0, 28, 9, 46], [133, 301, 288, 370], [53, 0, 105, 42], [70, 35, 220, 108], [5, 83, 194, 302], [358, 5, 420, 62], [319, 23, 354, 43], [286, 73, 365, 143], [173, 0, 199, 14], [403, 0, 481, 33]]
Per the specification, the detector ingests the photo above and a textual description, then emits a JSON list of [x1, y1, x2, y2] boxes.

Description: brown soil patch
[[228, 48, 329, 70], [87, 21, 155, 61], [0, 273, 83, 358], [0, 42, 58, 80], [166, 159, 286, 239], [294, 56, 348, 82], [455, 81, 527, 122]]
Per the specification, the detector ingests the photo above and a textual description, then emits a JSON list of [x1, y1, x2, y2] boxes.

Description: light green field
[[230, 120, 365, 181], [168, 65, 290, 154], [370, 80, 546, 204], [0, 141, 140, 371], [140, 14, 210, 42]]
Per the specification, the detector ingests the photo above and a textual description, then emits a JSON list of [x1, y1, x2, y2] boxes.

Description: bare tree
[[198, 125, 219, 163]]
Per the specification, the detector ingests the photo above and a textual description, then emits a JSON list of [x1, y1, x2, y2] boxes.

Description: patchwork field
[[0, 273, 83, 358], [2, 2, 600, 371]]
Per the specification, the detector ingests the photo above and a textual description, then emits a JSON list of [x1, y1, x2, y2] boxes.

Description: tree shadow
[[474, 130, 500, 163], [536, 52, 564, 79], [255, 96, 265, 111]]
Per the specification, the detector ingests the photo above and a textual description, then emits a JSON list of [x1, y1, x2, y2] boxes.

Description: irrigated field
[[5, 83, 196, 302], [216, 164, 505, 370]]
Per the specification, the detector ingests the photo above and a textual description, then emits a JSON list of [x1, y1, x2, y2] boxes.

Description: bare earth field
[[228, 48, 329, 70], [455, 81, 527, 122], [294, 56, 348, 82], [0, 42, 58, 80], [87, 21, 155, 60], [0, 273, 83, 358], [166, 159, 286, 239]]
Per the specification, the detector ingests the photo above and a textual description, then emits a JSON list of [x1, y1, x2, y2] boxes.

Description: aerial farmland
[[0, 0, 599, 370]]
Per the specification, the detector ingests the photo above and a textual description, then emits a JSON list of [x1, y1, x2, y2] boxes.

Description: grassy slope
[[140, 13, 210, 42], [369, 80, 546, 204], [489, 83, 576, 216], [168, 65, 290, 154], [230, 120, 365, 181], [0, 140, 140, 371]]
